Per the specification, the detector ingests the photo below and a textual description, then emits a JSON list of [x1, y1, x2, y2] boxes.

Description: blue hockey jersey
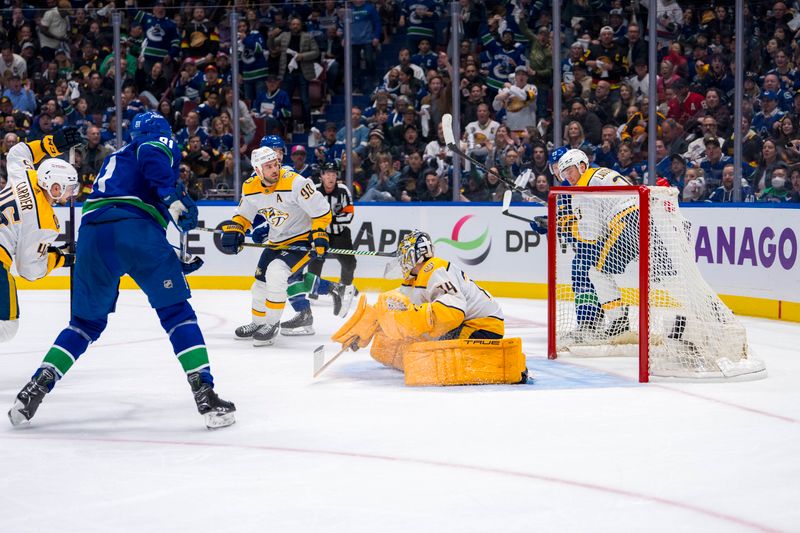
[[82, 134, 182, 228]]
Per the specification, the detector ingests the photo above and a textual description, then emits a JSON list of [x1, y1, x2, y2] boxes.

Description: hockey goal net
[[547, 185, 766, 382]]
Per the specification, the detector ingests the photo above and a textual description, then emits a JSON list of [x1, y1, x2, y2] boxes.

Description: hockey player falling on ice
[[552, 148, 645, 341], [220, 146, 332, 346], [8, 112, 236, 429], [0, 129, 83, 342], [330, 230, 527, 386]]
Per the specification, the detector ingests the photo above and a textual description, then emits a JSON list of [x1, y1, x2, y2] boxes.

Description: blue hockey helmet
[[130, 112, 171, 139], [259, 134, 287, 152], [548, 145, 569, 174]]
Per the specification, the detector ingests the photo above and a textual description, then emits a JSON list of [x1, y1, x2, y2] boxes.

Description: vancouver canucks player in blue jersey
[[8, 112, 236, 429]]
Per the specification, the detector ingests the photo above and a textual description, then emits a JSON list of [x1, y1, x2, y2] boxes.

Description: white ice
[[1, 290, 798, 533]]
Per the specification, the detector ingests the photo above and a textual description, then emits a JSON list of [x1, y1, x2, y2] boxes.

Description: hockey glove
[[530, 216, 548, 235], [52, 126, 83, 152], [219, 220, 245, 254], [250, 224, 270, 244], [180, 255, 205, 274], [309, 229, 329, 259], [47, 245, 75, 268], [163, 190, 199, 231]]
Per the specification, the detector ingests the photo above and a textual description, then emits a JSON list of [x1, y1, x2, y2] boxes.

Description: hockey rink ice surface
[[1, 290, 798, 533]]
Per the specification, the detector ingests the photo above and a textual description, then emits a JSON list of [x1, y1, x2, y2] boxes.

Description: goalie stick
[[196, 227, 398, 257], [313, 343, 352, 378], [441, 114, 546, 206]]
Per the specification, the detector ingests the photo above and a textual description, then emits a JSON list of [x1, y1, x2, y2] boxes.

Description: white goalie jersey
[[400, 257, 504, 335]]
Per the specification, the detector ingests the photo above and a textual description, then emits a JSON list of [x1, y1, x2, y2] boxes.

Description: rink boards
[[15, 202, 800, 322]]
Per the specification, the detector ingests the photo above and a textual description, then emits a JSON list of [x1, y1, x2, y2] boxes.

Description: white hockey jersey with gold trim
[[232, 168, 331, 246], [0, 168, 61, 281]]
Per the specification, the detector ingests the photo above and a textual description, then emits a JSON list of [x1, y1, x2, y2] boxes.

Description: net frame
[[547, 185, 652, 382]]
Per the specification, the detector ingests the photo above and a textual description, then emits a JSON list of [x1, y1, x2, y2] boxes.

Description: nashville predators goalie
[[331, 230, 528, 386]]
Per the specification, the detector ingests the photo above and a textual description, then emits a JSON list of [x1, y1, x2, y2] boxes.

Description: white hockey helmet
[[557, 148, 589, 177], [37, 158, 79, 201], [398, 230, 435, 278], [251, 146, 279, 182]]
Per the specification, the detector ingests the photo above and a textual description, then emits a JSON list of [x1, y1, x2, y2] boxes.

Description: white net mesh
[[551, 186, 766, 381]]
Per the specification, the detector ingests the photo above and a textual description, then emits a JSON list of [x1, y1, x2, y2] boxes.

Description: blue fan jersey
[[81, 134, 182, 228]]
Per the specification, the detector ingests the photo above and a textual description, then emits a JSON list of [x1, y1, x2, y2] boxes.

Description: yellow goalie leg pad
[[331, 294, 379, 349], [403, 337, 527, 386], [369, 332, 408, 371]]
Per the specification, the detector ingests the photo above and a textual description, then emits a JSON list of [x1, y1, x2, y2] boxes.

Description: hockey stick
[[500, 190, 549, 232], [313, 343, 351, 378], [67, 146, 77, 313], [441, 114, 547, 206], [196, 227, 398, 257]]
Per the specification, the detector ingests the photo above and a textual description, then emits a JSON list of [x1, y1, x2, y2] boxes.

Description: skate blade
[[253, 337, 277, 346], [204, 411, 236, 429], [8, 405, 31, 427], [280, 327, 315, 336], [233, 335, 255, 341], [337, 290, 356, 317]]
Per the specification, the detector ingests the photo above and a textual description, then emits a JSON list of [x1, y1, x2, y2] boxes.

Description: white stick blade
[[442, 114, 455, 145], [313, 345, 325, 376], [502, 189, 513, 212]]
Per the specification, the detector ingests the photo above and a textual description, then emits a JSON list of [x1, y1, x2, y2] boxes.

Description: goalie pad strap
[[403, 337, 527, 386]]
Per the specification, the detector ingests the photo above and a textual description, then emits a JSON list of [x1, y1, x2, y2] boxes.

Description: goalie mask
[[398, 230, 434, 278], [251, 146, 280, 185], [37, 158, 79, 202]]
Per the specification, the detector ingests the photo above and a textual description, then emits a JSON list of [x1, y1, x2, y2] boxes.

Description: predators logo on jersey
[[259, 207, 290, 227]]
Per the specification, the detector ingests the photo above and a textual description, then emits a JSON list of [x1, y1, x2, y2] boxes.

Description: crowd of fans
[[2, 0, 800, 204]]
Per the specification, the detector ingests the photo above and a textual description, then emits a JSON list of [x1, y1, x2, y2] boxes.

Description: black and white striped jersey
[[316, 182, 354, 235]]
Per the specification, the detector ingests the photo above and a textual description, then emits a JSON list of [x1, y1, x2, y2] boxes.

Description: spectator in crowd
[[681, 167, 707, 202], [183, 134, 216, 185], [220, 86, 257, 145], [699, 135, 736, 191], [338, 106, 370, 151], [176, 110, 209, 150], [79, 124, 112, 198], [2, 75, 36, 114], [207, 116, 235, 154], [269, 16, 320, 133], [237, 19, 268, 102], [518, 19, 552, 119], [181, 7, 219, 64], [758, 163, 791, 202], [1, 41, 27, 79], [685, 115, 724, 163], [568, 98, 602, 145], [494, 66, 537, 136], [753, 138, 786, 191], [133, 0, 180, 75], [752, 91, 786, 139], [251, 73, 291, 135], [464, 102, 499, 162], [709, 164, 755, 203], [361, 151, 400, 202], [417, 170, 450, 202], [38, 0, 71, 61], [314, 122, 346, 164], [398, 0, 439, 52], [423, 122, 451, 177], [350, 0, 382, 95], [290, 145, 313, 178], [789, 168, 800, 202]]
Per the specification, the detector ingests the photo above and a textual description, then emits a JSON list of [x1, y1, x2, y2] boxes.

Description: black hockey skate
[[8, 367, 57, 427], [606, 307, 631, 338], [253, 322, 281, 346], [280, 309, 314, 336], [331, 283, 358, 317], [234, 321, 261, 340], [188, 372, 236, 429]]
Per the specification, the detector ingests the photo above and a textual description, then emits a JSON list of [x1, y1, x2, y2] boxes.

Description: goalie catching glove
[[219, 219, 245, 255], [309, 229, 329, 259]]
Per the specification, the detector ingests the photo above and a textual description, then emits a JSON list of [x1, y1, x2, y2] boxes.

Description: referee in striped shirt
[[308, 161, 357, 289]]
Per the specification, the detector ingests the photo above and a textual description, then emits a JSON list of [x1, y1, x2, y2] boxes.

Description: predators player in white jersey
[[218, 146, 332, 346], [1, 130, 82, 342], [331, 230, 527, 386], [554, 148, 641, 340]]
